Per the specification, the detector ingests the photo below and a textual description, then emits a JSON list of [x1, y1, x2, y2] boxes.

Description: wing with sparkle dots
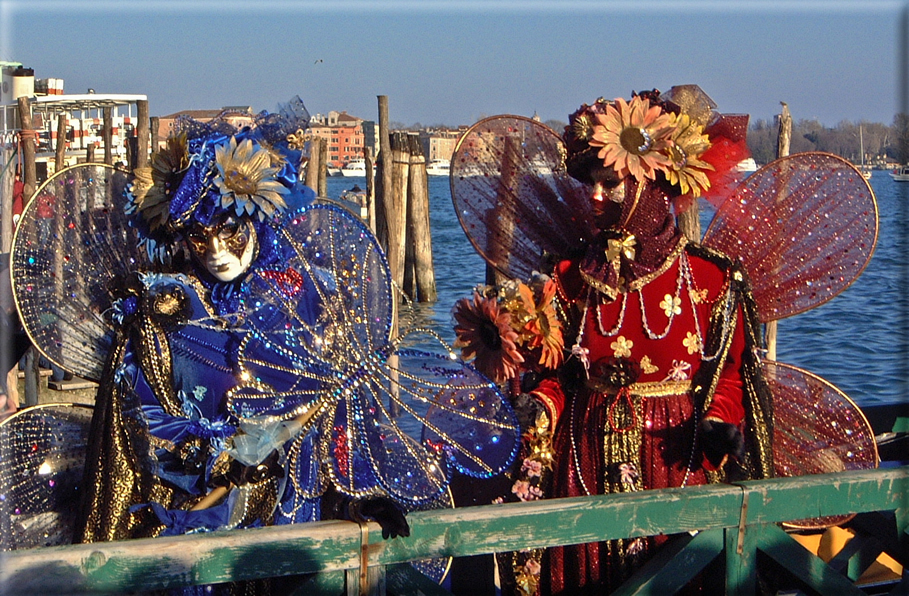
[[449, 115, 597, 280], [227, 204, 519, 504], [763, 361, 878, 529], [11, 164, 150, 381], [702, 152, 877, 322]]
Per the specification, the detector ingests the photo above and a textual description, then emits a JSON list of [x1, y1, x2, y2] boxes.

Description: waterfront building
[[1, 62, 146, 180], [419, 127, 466, 162], [309, 110, 368, 167], [156, 107, 255, 149]]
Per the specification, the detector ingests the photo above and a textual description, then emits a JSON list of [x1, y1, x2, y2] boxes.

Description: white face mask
[[187, 216, 258, 282]]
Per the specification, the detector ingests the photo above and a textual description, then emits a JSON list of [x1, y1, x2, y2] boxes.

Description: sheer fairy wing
[[763, 361, 878, 529], [702, 152, 877, 322], [0, 403, 93, 550], [450, 115, 596, 280], [11, 164, 151, 381], [229, 204, 519, 504]]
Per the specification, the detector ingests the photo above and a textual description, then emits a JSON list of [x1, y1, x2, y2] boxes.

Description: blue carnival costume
[[5, 101, 518, 557]]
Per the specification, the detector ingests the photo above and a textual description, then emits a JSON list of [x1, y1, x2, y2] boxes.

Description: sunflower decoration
[[129, 132, 190, 230], [588, 95, 676, 182], [213, 136, 290, 221], [453, 276, 565, 384], [665, 111, 714, 198], [453, 291, 524, 384], [522, 278, 564, 370]]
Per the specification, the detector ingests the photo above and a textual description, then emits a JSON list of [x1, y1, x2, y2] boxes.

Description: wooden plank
[[1, 519, 365, 593], [827, 533, 883, 581], [1, 467, 905, 594], [755, 523, 865, 595], [612, 529, 723, 595], [725, 525, 757, 596]]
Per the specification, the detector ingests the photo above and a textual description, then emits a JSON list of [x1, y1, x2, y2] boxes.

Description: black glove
[[700, 419, 744, 468], [512, 392, 546, 432], [213, 450, 285, 488], [350, 496, 410, 539]]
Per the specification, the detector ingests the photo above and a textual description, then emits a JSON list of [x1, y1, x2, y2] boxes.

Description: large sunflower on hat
[[214, 136, 290, 221], [588, 95, 675, 182]]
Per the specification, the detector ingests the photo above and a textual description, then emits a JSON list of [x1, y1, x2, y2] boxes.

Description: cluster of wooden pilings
[[304, 96, 437, 304]]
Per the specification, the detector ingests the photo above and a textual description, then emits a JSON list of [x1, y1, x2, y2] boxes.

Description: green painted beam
[[0, 467, 905, 594], [726, 525, 757, 596], [827, 533, 883, 581], [755, 523, 865, 595], [611, 529, 723, 595]]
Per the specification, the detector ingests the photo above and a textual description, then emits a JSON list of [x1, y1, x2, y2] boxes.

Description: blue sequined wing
[[231, 204, 519, 504]]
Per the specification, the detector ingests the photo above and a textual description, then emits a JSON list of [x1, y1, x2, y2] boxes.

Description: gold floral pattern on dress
[[660, 293, 682, 317], [640, 355, 659, 375], [689, 288, 709, 304], [683, 332, 702, 355], [611, 336, 633, 358]]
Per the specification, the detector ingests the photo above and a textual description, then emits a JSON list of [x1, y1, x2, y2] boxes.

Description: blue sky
[[2, 1, 905, 127]]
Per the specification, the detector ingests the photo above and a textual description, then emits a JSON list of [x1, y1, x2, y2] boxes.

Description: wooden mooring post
[[763, 102, 792, 361], [405, 133, 437, 302], [305, 136, 322, 195], [15, 97, 39, 407], [364, 148, 377, 232], [376, 129, 436, 303], [136, 100, 150, 170], [102, 106, 113, 166]]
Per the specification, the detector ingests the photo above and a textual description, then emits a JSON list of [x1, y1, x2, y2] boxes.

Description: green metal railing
[[1, 466, 906, 595]]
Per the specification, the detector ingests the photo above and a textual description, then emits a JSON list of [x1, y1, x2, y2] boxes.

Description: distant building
[[1, 61, 146, 179], [309, 110, 366, 167], [156, 107, 255, 148], [420, 127, 466, 162]]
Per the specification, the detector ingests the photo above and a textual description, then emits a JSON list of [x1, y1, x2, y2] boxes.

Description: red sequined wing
[[450, 115, 596, 280], [763, 360, 878, 529], [702, 152, 877, 322]]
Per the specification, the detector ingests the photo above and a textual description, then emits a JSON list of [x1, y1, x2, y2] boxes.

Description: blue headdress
[[126, 97, 315, 265]]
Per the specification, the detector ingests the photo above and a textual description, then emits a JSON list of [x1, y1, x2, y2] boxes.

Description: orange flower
[[453, 292, 524, 383], [589, 96, 675, 182], [524, 279, 564, 369]]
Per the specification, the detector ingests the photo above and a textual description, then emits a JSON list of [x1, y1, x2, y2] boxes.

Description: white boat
[[859, 127, 872, 180], [426, 159, 451, 176], [340, 159, 374, 177], [327, 166, 342, 177], [890, 165, 909, 182]]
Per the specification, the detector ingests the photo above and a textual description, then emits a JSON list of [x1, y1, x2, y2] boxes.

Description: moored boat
[[426, 159, 451, 176], [890, 165, 909, 181], [340, 159, 374, 177]]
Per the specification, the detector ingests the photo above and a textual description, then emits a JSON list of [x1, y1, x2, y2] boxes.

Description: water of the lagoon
[[326, 171, 908, 410]]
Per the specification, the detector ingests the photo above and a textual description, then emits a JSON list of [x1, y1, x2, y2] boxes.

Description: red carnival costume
[[450, 85, 878, 595]]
